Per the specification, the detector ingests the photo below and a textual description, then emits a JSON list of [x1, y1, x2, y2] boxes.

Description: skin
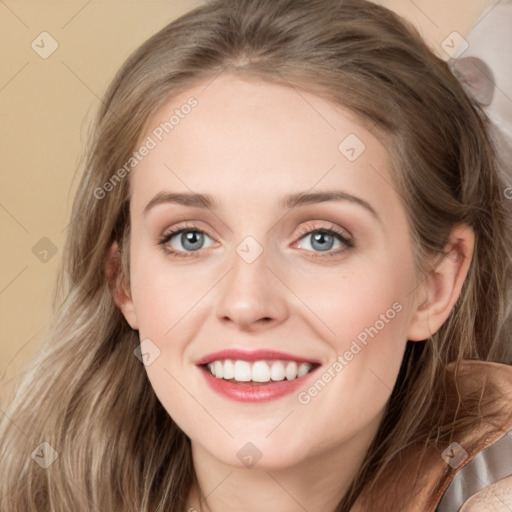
[[113, 73, 474, 511], [460, 474, 512, 511]]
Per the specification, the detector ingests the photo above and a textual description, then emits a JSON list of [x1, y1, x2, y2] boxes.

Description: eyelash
[[158, 221, 354, 260]]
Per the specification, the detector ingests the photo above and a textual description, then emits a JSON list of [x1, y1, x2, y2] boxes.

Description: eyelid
[[158, 222, 217, 248], [294, 221, 353, 243]]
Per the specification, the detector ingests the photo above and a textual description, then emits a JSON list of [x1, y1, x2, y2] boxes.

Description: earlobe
[[106, 241, 139, 330], [407, 225, 475, 342]]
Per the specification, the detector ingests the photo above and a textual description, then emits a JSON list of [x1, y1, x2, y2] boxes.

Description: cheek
[[129, 246, 213, 339], [305, 256, 414, 409], [305, 254, 413, 348]]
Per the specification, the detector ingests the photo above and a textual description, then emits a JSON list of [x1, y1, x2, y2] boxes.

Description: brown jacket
[[352, 360, 512, 511]]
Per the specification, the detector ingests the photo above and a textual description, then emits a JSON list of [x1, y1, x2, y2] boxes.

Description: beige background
[[0, 0, 493, 402]]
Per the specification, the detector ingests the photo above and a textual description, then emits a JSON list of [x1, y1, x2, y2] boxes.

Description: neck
[[185, 413, 383, 512]]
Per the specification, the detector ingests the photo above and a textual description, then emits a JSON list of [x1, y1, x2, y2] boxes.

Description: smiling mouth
[[202, 359, 320, 385]]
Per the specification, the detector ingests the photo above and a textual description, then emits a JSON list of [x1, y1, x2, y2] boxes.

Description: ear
[[407, 224, 475, 341], [105, 241, 139, 330]]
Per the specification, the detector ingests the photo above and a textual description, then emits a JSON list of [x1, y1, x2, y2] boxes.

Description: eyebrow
[[143, 190, 380, 221]]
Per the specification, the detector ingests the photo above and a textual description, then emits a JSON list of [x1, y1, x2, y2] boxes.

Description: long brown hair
[[1, 0, 511, 510]]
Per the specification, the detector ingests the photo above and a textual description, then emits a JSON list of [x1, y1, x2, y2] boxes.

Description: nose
[[215, 241, 289, 332]]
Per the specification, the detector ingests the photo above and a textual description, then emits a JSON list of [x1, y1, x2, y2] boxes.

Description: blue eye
[[293, 223, 354, 258], [158, 223, 214, 257], [298, 230, 344, 252], [158, 222, 354, 259]]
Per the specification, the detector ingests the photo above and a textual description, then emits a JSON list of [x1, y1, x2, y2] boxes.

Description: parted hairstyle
[[1, 0, 511, 510]]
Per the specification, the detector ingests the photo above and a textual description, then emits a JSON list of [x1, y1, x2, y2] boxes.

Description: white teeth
[[223, 359, 235, 379], [285, 361, 298, 380], [214, 360, 223, 379], [206, 359, 313, 383], [252, 361, 270, 382], [270, 362, 285, 381], [298, 362, 310, 377], [234, 360, 252, 381]]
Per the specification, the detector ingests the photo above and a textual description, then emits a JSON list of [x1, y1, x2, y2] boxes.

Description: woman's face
[[120, 73, 425, 470]]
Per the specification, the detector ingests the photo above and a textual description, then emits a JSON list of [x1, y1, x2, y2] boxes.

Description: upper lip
[[196, 349, 321, 366]]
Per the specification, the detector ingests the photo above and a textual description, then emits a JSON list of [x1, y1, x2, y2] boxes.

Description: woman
[[1, 0, 511, 510]]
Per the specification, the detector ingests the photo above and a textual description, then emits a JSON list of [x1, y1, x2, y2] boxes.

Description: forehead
[[129, 73, 398, 219]]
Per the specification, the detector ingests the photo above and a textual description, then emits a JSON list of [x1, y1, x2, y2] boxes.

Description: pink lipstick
[[196, 349, 321, 402]]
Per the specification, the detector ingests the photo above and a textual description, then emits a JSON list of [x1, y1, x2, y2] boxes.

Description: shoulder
[[459, 474, 512, 512], [436, 428, 512, 512], [353, 360, 512, 512], [446, 359, 512, 407], [435, 361, 512, 512]]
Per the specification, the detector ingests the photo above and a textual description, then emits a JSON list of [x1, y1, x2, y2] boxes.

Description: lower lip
[[198, 365, 318, 402]]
